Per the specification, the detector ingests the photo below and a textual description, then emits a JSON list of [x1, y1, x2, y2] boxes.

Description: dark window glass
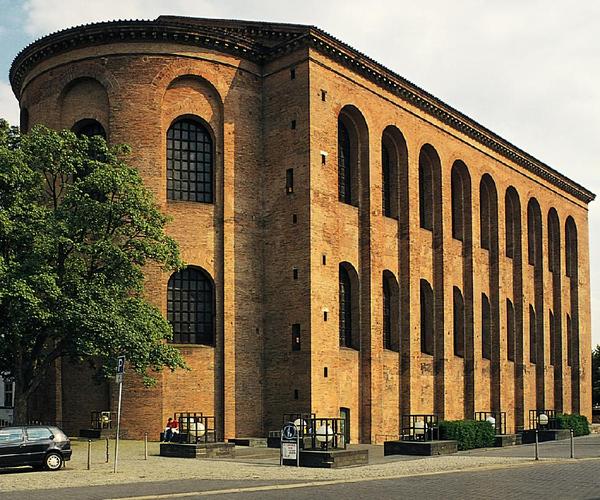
[[3, 381, 13, 407], [167, 119, 213, 203], [453, 287, 465, 357], [420, 279, 434, 355], [419, 159, 433, 230], [286, 168, 294, 194], [507, 299, 515, 361], [567, 314, 573, 367], [529, 305, 536, 363], [73, 119, 106, 138], [292, 324, 301, 351], [382, 144, 392, 217], [480, 182, 491, 249], [549, 311, 555, 366], [338, 121, 352, 204], [167, 267, 214, 345], [482, 293, 491, 359], [566, 219, 578, 278], [505, 192, 515, 258], [527, 201, 541, 266], [383, 278, 392, 350], [451, 170, 464, 241], [339, 266, 352, 348], [26, 427, 53, 441]]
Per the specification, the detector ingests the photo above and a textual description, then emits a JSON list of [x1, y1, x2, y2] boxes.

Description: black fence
[[528, 409, 559, 430], [91, 411, 117, 430], [176, 412, 218, 444], [302, 417, 347, 451], [401, 414, 439, 441], [475, 411, 507, 435]]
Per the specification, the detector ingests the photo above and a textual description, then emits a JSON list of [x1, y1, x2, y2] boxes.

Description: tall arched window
[[565, 217, 578, 278], [527, 199, 542, 266], [382, 143, 392, 217], [548, 210, 561, 273], [505, 188, 520, 259], [420, 279, 434, 355], [339, 265, 353, 348], [451, 165, 467, 241], [338, 120, 352, 204], [549, 310, 556, 366], [507, 298, 515, 361], [453, 287, 465, 357], [419, 152, 434, 230], [529, 305, 536, 363], [480, 180, 491, 249], [383, 271, 399, 351], [167, 118, 213, 203], [167, 267, 214, 345], [482, 293, 491, 359], [73, 118, 106, 138]]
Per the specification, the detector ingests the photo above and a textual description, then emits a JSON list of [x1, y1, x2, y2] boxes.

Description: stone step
[[228, 437, 268, 447]]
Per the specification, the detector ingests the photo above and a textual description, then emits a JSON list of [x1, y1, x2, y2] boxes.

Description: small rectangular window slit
[[324, 367, 328, 378], [286, 168, 294, 194], [293, 268, 298, 280], [292, 214, 298, 224], [290, 68, 296, 80], [322, 254, 327, 265], [291, 120, 296, 130], [294, 389, 299, 399], [321, 151, 328, 165], [323, 310, 328, 321], [321, 89, 327, 101]]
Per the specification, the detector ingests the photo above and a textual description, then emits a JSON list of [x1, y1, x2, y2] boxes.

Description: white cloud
[[0, 80, 19, 126]]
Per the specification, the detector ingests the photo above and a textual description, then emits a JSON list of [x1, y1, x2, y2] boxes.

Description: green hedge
[[554, 414, 590, 436], [438, 420, 495, 450]]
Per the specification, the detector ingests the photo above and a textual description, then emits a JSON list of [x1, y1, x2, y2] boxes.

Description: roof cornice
[[9, 17, 595, 203]]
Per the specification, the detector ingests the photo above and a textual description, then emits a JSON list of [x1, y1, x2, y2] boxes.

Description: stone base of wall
[[228, 437, 268, 447], [384, 440, 458, 456], [494, 434, 520, 447], [160, 442, 235, 458], [298, 449, 369, 468], [521, 429, 571, 443]]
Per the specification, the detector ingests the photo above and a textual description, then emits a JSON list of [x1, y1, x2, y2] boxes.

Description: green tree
[[593, 344, 600, 406], [0, 120, 186, 422]]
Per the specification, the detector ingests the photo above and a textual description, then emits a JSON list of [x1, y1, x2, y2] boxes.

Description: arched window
[[566, 313, 573, 367], [482, 293, 491, 359], [506, 298, 515, 361], [339, 265, 353, 348], [529, 305, 536, 363], [382, 143, 392, 217], [167, 118, 213, 203], [527, 199, 542, 266], [565, 217, 578, 278], [73, 118, 106, 138], [419, 152, 434, 230], [382, 271, 399, 351], [19, 108, 29, 134], [480, 180, 491, 249], [451, 166, 466, 241], [167, 267, 214, 345], [420, 279, 434, 355], [453, 287, 465, 357], [505, 188, 520, 259], [338, 120, 352, 204]]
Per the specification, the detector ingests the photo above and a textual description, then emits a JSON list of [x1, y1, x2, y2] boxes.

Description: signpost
[[280, 422, 300, 467], [113, 355, 125, 473]]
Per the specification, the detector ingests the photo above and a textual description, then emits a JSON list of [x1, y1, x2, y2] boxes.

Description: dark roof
[[9, 16, 595, 203]]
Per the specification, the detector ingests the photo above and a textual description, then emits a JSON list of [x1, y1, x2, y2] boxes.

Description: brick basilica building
[[9, 16, 593, 442]]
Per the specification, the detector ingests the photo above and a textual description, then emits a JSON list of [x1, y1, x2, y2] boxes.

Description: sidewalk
[[1, 434, 594, 493]]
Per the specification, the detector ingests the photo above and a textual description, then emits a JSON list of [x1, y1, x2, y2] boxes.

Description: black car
[[0, 425, 72, 471]]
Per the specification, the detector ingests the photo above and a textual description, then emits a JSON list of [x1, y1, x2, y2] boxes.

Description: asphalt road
[[3, 458, 600, 500]]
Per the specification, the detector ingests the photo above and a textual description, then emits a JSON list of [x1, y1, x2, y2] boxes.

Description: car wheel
[[44, 452, 63, 471]]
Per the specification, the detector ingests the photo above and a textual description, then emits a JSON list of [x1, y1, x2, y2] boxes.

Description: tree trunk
[[13, 387, 28, 424]]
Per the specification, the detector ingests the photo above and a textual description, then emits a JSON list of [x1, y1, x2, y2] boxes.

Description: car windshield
[[0, 429, 23, 443]]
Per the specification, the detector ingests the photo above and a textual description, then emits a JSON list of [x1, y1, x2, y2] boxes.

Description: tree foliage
[[0, 120, 186, 421]]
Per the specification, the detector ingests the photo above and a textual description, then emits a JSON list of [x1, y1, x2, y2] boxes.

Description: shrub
[[554, 414, 590, 436], [438, 420, 495, 450]]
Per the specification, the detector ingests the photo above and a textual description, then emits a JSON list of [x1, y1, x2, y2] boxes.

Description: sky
[[0, 0, 598, 348]]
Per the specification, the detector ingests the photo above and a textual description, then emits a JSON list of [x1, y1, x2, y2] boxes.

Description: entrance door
[[340, 407, 350, 445]]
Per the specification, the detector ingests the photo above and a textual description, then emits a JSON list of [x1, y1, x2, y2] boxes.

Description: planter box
[[299, 449, 368, 468], [384, 440, 458, 456], [521, 429, 571, 443], [160, 442, 235, 458]]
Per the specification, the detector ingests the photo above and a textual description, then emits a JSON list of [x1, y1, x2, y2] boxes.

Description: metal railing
[[176, 412, 218, 444], [91, 411, 117, 430], [302, 416, 347, 451], [528, 409, 559, 430], [475, 411, 507, 435], [401, 414, 439, 441]]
